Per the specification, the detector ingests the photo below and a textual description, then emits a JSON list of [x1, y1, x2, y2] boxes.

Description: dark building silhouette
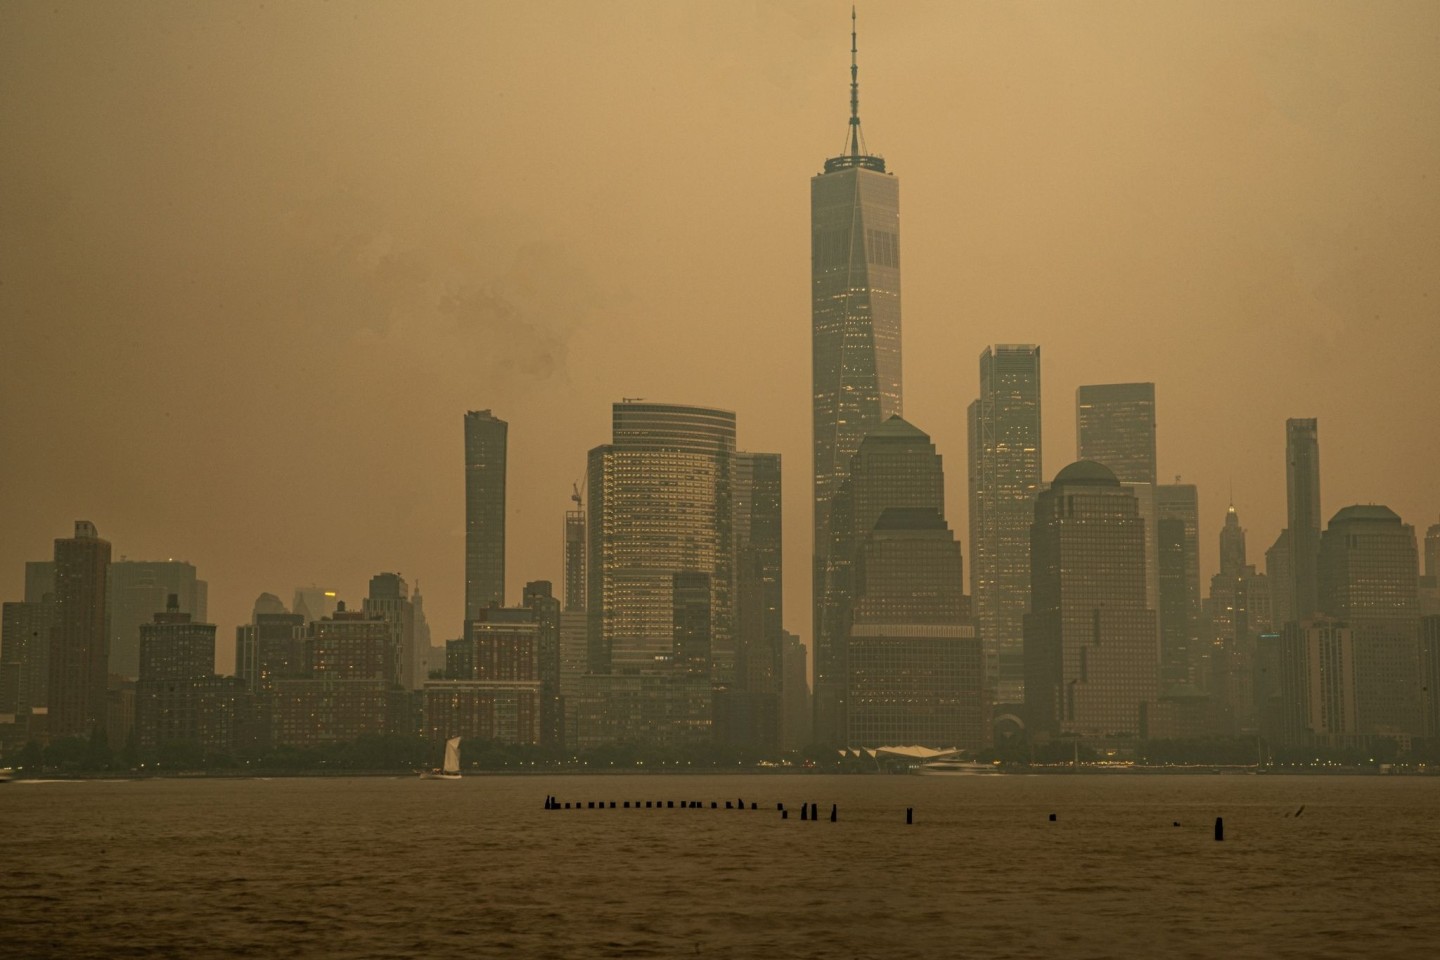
[[1286, 418, 1322, 619], [1206, 504, 1271, 733], [464, 409, 508, 617], [817, 416, 945, 744], [1024, 462, 1157, 741], [1318, 505, 1420, 737], [427, 605, 542, 745], [1156, 482, 1200, 687], [564, 502, 586, 613], [724, 451, 784, 748], [364, 572, 416, 689], [47, 521, 111, 739], [812, 11, 902, 749], [967, 344, 1042, 709], [523, 580, 562, 748], [847, 507, 983, 749]]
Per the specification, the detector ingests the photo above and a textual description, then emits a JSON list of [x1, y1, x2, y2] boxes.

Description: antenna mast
[[849, 6, 861, 157]]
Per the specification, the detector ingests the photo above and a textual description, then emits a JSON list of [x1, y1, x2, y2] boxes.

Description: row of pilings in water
[[542, 795, 1229, 837]]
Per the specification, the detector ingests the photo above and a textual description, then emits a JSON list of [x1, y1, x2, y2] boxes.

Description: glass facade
[[967, 344, 1042, 707], [1075, 383, 1157, 486], [1286, 418, 1322, 618]]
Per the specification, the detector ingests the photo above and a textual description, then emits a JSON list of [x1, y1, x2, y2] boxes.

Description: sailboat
[[419, 736, 462, 780]]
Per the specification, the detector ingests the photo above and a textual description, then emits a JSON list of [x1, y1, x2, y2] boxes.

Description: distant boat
[[0, 767, 14, 783], [915, 758, 1002, 776], [419, 737, 462, 780]]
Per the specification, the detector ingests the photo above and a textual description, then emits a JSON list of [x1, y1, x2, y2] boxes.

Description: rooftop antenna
[[848, 6, 865, 158]]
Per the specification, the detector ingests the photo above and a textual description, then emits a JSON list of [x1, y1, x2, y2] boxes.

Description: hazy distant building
[[1075, 383, 1157, 487], [1206, 504, 1271, 733], [587, 402, 736, 680], [46, 521, 112, 739], [812, 13, 902, 754], [1259, 618, 1359, 748], [523, 581, 562, 748], [725, 451, 784, 748], [1, 599, 54, 719], [1286, 418, 1322, 619], [846, 508, 984, 750], [1265, 530, 1294, 628], [564, 502, 586, 614], [1156, 483, 1200, 686], [967, 344, 1042, 708], [1421, 615, 1440, 740], [1318, 505, 1420, 737], [135, 596, 255, 758], [412, 580, 434, 683], [426, 606, 541, 746], [107, 561, 206, 679], [780, 632, 811, 751], [24, 561, 56, 605], [1024, 462, 1157, 741], [364, 572, 416, 689], [1419, 522, 1440, 618], [464, 409, 508, 617], [292, 586, 340, 623], [270, 605, 404, 747], [817, 416, 946, 745]]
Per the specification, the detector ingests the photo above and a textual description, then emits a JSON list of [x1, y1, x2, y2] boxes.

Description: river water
[[2, 773, 1436, 958]]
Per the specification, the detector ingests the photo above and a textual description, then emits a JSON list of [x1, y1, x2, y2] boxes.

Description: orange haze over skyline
[[3, 1, 1438, 670]]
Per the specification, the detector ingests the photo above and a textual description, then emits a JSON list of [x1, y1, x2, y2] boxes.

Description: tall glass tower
[[1286, 418, 1322, 619], [967, 345, 1042, 708], [812, 10, 901, 743]]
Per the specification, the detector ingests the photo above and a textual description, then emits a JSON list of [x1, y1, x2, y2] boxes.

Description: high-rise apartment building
[[1156, 483, 1200, 686], [523, 581, 562, 748], [1024, 462, 1157, 740], [1318, 505, 1420, 737], [47, 521, 112, 739], [1, 599, 54, 718], [812, 13, 901, 744], [1286, 418, 1322, 619], [780, 631, 811, 751], [816, 416, 945, 744], [464, 409, 508, 617], [967, 344, 1041, 708], [364, 572, 416, 689], [728, 452, 784, 747], [587, 402, 736, 685], [1075, 383, 1157, 487]]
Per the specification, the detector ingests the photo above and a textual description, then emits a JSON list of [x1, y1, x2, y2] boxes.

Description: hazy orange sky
[[3, 1, 1437, 670]]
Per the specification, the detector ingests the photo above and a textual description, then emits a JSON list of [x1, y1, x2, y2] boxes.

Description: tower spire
[[849, 6, 861, 158]]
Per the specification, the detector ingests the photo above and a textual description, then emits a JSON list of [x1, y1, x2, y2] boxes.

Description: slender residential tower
[[464, 410, 508, 618], [813, 10, 901, 743]]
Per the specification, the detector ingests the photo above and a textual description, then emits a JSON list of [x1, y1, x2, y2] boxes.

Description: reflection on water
[[2, 774, 1435, 959]]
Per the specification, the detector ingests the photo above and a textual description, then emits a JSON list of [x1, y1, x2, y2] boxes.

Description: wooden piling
[[1214, 816, 1224, 841], [906, 807, 913, 825]]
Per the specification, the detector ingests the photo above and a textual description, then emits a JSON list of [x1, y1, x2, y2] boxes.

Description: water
[[3, 774, 1436, 958]]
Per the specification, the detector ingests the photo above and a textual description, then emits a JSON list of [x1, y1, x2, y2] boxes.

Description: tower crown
[[824, 7, 886, 173]]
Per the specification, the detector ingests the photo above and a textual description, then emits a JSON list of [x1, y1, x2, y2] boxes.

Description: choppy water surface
[[2, 773, 1436, 958]]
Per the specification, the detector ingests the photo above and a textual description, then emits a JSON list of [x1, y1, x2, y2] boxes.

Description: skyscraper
[[1156, 482, 1200, 686], [1024, 462, 1157, 740], [1207, 504, 1270, 732], [847, 507, 983, 749], [967, 344, 1042, 707], [587, 402, 736, 681], [47, 521, 112, 739], [1075, 383, 1157, 487], [727, 451, 784, 747], [107, 560, 207, 679], [812, 11, 901, 734], [563, 495, 586, 614], [1318, 505, 1420, 737], [464, 409, 508, 618], [816, 416, 944, 744], [364, 573, 415, 689], [1286, 418, 1322, 619]]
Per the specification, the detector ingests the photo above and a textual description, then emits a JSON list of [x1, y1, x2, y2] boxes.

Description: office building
[[1286, 418, 1322, 618], [1075, 383, 1157, 487], [564, 501, 586, 613], [1206, 504, 1271, 732], [47, 521, 112, 739], [1156, 483, 1200, 686], [780, 632, 811, 751], [726, 451, 784, 748], [1318, 505, 1420, 737], [967, 344, 1042, 708], [523, 581, 563, 748], [816, 416, 945, 744], [1024, 462, 1157, 740], [812, 11, 902, 750], [846, 507, 984, 749], [464, 409, 508, 617]]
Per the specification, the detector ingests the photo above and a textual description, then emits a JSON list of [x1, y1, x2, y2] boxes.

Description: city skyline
[[3, 2, 1439, 669]]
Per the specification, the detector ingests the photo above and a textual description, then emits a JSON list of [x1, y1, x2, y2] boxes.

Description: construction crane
[[571, 482, 582, 507]]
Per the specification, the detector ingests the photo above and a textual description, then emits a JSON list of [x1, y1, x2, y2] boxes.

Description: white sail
[[442, 737, 462, 776]]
